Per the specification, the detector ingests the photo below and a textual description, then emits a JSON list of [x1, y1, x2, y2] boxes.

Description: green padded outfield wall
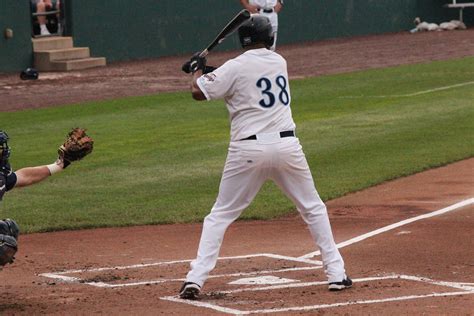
[[282, 0, 471, 42], [0, 1, 33, 73], [68, 0, 472, 63], [0, 0, 472, 72], [66, 0, 243, 62]]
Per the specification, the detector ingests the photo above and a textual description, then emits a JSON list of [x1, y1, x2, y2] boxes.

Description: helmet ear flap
[[266, 34, 275, 48]]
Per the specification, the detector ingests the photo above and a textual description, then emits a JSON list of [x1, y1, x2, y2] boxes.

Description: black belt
[[240, 130, 294, 141], [262, 8, 274, 13]]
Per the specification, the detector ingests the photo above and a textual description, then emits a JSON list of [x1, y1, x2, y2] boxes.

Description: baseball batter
[[240, 0, 283, 50], [0, 129, 93, 268], [179, 15, 351, 299]]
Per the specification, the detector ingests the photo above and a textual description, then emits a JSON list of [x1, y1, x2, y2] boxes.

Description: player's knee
[[0, 235, 18, 266], [0, 219, 20, 240], [36, 1, 46, 11], [0, 219, 20, 267]]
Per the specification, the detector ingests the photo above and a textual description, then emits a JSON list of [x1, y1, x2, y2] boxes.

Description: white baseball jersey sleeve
[[196, 48, 295, 141]]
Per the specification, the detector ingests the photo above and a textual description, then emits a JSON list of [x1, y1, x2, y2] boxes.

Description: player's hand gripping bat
[[182, 9, 251, 74]]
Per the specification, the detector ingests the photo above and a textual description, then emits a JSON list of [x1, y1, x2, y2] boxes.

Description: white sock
[[40, 24, 50, 34]]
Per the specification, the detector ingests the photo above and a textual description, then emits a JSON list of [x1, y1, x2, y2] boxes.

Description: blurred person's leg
[[34, 1, 51, 35], [55, 0, 62, 34], [46, 0, 62, 34]]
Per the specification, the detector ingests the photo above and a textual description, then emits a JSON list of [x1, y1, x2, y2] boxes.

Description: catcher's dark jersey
[[0, 169, 17, 201]]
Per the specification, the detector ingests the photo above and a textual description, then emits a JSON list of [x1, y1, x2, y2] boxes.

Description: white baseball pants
[[264, 11, 278, 51], [186, 135, 346, 287]]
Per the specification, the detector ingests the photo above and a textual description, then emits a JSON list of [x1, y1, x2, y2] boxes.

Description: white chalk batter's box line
[[38, 198, 474, 313], [39, 198, 473, 289], [39, 253, 323, 288], [161, 274, 474, 315]]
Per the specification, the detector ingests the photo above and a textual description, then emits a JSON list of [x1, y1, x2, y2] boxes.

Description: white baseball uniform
[[185, 48, 346, 288], [249, 0, 279, 50]]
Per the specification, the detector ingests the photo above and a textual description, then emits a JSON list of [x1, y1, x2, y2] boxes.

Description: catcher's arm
[[14, 165, 59, 188], [12, 128, 94, 188]]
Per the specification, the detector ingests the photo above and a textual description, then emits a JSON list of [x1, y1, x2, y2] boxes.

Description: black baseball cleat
[[179, 282, 201, 300], [328, 276, 353, 291]]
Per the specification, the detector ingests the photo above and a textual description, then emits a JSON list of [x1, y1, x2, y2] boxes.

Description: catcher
[[0, 128, 93, 268]]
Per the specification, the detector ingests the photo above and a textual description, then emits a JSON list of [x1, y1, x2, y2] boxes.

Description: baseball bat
[[199, 9, 251, 57]]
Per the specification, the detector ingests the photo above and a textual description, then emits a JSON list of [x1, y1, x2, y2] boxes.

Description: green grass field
[[1, 57, 473, 233]]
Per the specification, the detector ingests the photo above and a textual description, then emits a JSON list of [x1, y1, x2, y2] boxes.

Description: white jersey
[[196, 48, 295, 141], [249, 0, 279, 30], [249, 0, 278, 9]]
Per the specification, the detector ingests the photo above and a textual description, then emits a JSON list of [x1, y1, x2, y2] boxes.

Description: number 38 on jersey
[[256, 75, 290, 108]]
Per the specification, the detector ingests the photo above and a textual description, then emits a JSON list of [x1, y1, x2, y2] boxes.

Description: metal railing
[[32, 10, 60, 17], [31, 4, 64, 37]]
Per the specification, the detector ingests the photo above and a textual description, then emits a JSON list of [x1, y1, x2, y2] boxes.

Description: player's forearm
[[191, 71, 206, 101], [275, 1, 283, 13], [14, 161, 64, 188], [14, 166, 51, 187], [240, 0, 259, 13], [239, 0, 249, 8]]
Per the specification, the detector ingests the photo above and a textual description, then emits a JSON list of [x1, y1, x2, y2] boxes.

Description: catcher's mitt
[[58, 128, 94, 168]]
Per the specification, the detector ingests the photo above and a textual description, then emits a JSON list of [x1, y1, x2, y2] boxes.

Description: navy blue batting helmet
[[20, 68, 39, 80], [238, 15, 274, 49]]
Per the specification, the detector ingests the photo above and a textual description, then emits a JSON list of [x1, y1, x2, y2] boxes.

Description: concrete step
[[34, 48, 91, 71], [32, 36, 74, 51], [50, 57, 107, 71]]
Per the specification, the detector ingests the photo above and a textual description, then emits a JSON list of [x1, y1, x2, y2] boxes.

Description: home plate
[[229, 276, 299, 285]]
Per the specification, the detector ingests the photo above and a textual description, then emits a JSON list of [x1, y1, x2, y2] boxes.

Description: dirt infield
[[1, 30, 474, 315], [1, 29, 474, 112], [2, 159, 473, 315]]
